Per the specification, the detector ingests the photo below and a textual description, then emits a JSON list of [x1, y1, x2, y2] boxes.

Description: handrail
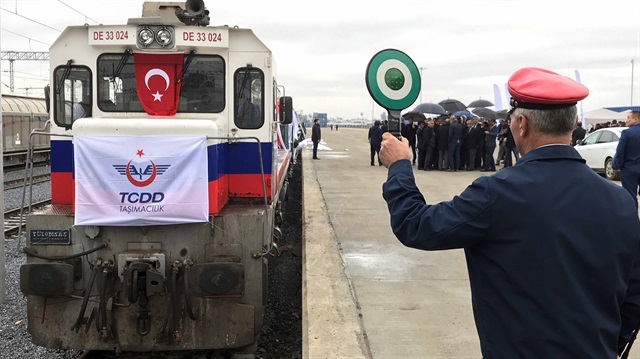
[[207, 135, 273, 257], [18, 120, 73, 248], [18, 132, 275, 258]]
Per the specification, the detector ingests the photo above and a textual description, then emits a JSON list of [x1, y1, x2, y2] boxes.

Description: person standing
[[447, 116, 464, 172], [368, 120, 383, 166], [423, 119, 436, 170], [436, 118, 450, 170], [613, 110, 640, 208], [402, 117, 417, 165], [378, 67, 640, 359], [495, 121, 508, 165], [463, 120, 479, 170], [312, 118, 321, 160], [458, 116, 469, 170], [571, 120, 587, 146], [503, 121, 520, 167], [472, 117, 483, 169], [481, 119, 500, 171], [416, 121, 426, 170]]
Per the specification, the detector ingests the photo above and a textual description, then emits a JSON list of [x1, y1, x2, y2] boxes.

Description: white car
[[574, 127, 627, 180]]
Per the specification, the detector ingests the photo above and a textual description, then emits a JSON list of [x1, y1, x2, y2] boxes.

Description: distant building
[[313, 112, 328, 127]]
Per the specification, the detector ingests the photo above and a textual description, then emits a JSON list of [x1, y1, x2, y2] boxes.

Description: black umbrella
[[468, 99, 494, 108], [496, 109, 509, 120], [412, 102, 447, 115], [402, 112, 427, 122], [472, 107, 497, 119], [438, 99, 467, 113]]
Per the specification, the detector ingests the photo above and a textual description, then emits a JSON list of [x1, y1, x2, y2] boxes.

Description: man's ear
[[518, 115, 528, 138]]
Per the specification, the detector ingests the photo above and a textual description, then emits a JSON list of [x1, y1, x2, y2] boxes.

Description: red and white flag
[[74, 136, 208, 226], [134, 53, 184, 116]]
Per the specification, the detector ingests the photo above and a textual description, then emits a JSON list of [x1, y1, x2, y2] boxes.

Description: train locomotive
[[19, 0, 297, 355]]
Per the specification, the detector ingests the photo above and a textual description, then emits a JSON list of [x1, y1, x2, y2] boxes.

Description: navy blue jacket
[[401, 122, 417, 145], [368, 125, 383, 148], [613, 123, 640, 174], [484, 124, 500, 148], [312, 123, 321, 142], [448, 121, 464, 143], [382, 145, 640, 359]]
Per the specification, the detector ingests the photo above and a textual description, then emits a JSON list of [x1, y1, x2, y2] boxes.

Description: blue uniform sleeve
[[382, 159, 491, 250], [618, 242, 640, 354], [613, 131, 628, 170]]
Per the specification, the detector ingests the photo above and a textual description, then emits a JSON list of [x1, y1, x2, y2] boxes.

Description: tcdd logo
[[113, 160, 171, 187]]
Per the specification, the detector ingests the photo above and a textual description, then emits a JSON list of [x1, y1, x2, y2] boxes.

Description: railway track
[[3, 173, 51, 190], [4, 199, 51, 237]]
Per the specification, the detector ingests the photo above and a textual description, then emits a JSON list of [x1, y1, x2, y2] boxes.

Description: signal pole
[[0, 51, 50, 92], [419, 66, 427, 104]]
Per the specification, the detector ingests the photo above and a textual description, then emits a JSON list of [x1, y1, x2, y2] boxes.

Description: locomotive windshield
[[53, 65, 92, 127], [234, 67, 264, 129], [96, 53, 225, 113]]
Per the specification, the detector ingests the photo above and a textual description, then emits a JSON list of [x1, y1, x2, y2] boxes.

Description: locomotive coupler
[[96, 260, 115, 339], [122, 259, 164, 336], [136, 291, 151, 336]]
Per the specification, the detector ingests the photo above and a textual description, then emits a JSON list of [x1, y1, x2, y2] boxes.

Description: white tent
[[583, 108, 627, 125]]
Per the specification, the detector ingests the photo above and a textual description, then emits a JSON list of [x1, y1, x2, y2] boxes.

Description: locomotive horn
[[185, 0, 204, 15]]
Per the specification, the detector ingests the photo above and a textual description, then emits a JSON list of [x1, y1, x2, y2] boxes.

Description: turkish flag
[[134, 53, 184, 116]]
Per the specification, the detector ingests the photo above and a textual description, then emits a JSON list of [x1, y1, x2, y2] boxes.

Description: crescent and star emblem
[[112, 151, 171, 188], [125, 159, 157, 187], [144, 68, 170, 102]]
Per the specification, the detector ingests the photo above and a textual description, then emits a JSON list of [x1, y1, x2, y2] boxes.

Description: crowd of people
[[368, 115, 519, 172], [368, 114, 635, 171], [589, 119, 628, 132]]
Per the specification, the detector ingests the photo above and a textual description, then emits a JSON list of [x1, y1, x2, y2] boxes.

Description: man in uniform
[[379, 67, 640, 359]]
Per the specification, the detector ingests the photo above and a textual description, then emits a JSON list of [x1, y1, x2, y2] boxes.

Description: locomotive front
[[19, 0, 295, 354]]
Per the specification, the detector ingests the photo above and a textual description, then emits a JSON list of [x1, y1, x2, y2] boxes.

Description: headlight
[[156, 27, 173, 47], [138, 27, 154, 47]]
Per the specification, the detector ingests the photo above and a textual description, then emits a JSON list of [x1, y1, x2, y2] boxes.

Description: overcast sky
[[1, 0, 639, 119]]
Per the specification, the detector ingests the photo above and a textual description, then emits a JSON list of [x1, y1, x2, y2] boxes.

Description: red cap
[[507, 67, 589, 110]]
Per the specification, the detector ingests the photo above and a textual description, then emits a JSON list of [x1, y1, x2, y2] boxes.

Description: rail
[[4, 199, 51, 237], [4, 173, 50, 190], [2, 148, 50, 171]]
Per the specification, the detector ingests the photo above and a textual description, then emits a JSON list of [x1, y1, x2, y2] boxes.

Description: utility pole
[[419, 66, 427, 104], [0, 51, 50, 93], [371, 101, 374, 121]]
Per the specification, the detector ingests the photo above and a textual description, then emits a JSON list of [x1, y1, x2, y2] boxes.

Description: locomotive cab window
[[234, 67, 264, 129], [97, 53, 225, 113], [53, 65, 92, 127]]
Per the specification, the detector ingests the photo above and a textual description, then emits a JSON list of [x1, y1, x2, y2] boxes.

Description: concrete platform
[[302, 127, 640, 359]]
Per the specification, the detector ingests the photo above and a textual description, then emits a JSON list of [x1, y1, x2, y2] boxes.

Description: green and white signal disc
[[366, 49, 420, 111]]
